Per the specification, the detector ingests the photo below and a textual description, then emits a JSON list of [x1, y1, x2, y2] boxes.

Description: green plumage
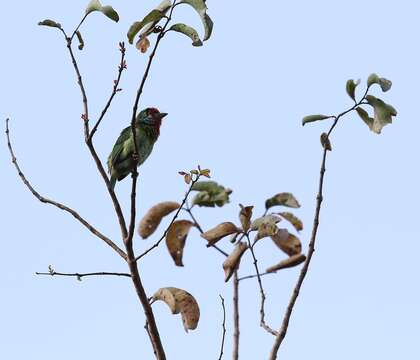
[[107, 108, 167, 189]]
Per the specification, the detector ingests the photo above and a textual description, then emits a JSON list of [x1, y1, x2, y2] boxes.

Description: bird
[[107, 107, 167, 189]]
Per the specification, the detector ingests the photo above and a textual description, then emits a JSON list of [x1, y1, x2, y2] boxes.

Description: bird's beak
[[158, 112, 168, 119]]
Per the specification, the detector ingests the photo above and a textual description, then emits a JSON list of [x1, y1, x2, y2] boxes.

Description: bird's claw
[[132, 153, 139, 162]]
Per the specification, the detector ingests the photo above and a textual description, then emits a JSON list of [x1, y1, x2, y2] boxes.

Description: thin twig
[[5, 118, 127, 260], [232, 271, 240, 360], [268, 88, 371, 359], [136, 175, 200, 261], [245, 233, 278, 336], [184, 205, 229, 257], [71, 13, 88, 41], [36, 271, 131, 279], [237, 271, 272, 282], [88, 42, 127, 141], [218, 295, 227, 360], [64, 32, 128, 240]]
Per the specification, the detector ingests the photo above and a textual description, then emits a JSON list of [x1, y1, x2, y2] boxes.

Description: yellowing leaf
[[138, 201, 180, 239], [279, 212, 303, 232], [365, 95, 397, 134], [165, 220, 194, 266], [266, 254, 306, 273], [222, 242, 248, 282], [201, 222, 239, 247], [239, 204, 253, 232], [265, 193, 300, 210], [152, 287, 200, 332], [271, 229, 302, 256]]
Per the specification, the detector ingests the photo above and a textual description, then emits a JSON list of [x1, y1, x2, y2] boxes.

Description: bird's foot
[[132, 153, 139, 162]]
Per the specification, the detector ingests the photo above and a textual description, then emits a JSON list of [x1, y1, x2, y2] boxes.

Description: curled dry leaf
[[136, 36, 150, 53], [201, 222, 239, 247], [266, 254, 306, 273], [138, 201, 180, 239], [239, 204, 253, 232], [152, 287, 200, 332], [265, 192, 300, 210], [250, 214, 282, 231], [255, 221, 278, 241], [223, 242, 248, 282], [271, 229, 302, 256], [279, 212, 303, 232], [320, 132, 332, 151], [165, 220, 194, 266]]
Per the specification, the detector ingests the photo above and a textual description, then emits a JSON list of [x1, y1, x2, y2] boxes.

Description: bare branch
[[36, 267, 131, 280], [245, 234, 278, 336], [237, 271, 272, 282], [89, 42, 127, 141], [64, 34, 128, 240], [5, 118, 127, 260], [232, 271, 240, 360], [218, 295, 227, 360], [268, 88, 371, 359]]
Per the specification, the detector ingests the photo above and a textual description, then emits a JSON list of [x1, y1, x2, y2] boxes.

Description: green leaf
[[367, 73, 380, 87], [367, 73, 392, 92], [265, 193, 300, 210], [379, 78, 392, 92], [38, 19, 62, 29], [364, 95, 397, 134], [169, 23, 203, 46], [127, 1, 172, 44], [346, 79, 360, 102], [355, 107, 373, 129], [86, 0, 119, 22], [179, 0, 213, 41], [191, 181, 232, 207], [127, 10, 165, 44], [302, 114, 332, 126]]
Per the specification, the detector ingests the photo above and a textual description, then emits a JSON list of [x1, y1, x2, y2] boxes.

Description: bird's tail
[[110, 176, 116, 190]]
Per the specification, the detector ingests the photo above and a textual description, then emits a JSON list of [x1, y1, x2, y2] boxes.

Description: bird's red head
[[138, 107, 168, 133]]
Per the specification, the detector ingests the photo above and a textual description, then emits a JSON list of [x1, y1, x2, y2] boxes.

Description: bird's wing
[[107, 126, 133, 173]]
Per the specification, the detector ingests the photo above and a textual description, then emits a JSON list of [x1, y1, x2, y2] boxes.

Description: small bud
[[320, 133, 332, 151], [184, 174, 192, 184]]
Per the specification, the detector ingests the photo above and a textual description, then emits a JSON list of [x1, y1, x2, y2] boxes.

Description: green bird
[[107, 107, 167, 189]]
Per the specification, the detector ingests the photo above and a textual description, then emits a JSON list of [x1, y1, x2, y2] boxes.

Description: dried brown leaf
[[271, 229, 302, 256], [138, 201, 180, 239], [201, 222, 239, 247], [279, 212, 303, 232], [239, 204, 253, 232], [223, 242, 248, 282], [266, 254, 306, 273], [320, 132, 332, 151], [165, 220, 194, 266], [250, 214, 282, 231], [152, 287, 200, 332]]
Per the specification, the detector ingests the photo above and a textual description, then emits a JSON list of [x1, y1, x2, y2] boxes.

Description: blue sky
[[1, 1, 419, 359]]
